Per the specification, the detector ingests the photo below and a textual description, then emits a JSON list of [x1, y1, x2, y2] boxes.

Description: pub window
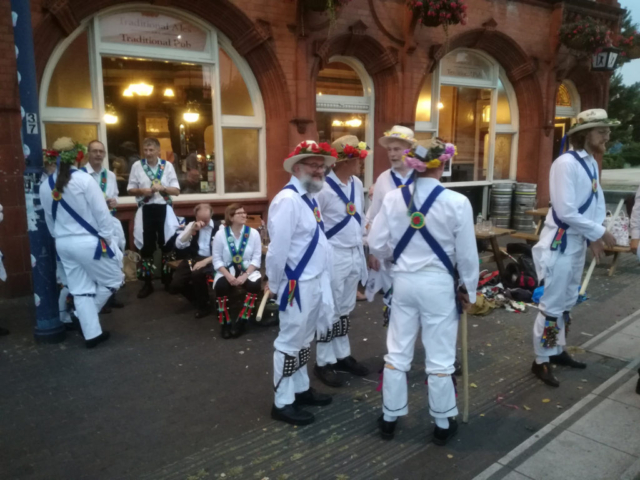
[[40, 8, 266, 202], [553, 80, 580, 159]]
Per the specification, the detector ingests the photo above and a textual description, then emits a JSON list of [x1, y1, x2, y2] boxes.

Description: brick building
[[0, 0, 625, 297]]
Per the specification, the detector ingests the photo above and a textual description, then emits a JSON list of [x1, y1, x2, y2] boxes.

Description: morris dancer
[[40, 137, 124, 348], [531, 109, 617, 387], [315, 135, 369, 387], [369, 139, 478, 445], [127, 137, 180, 299], [267, 140, 336, 426], [212, 203, 262, 339], [170, 203, 220, 319], [82, 140, 126, 311], [365, 126, 416, 324]]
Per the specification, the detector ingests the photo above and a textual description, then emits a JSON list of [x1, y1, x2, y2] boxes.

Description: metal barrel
[[490, 183, 514, 228], [512, 183, 537, 231]]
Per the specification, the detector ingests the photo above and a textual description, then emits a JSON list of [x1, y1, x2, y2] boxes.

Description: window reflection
[[316, 62, 364, 96], [415, 74, 433, 122], [219, 50, 254, 116], [47, 32, 93, 109], [223, 129, 259, 193], [45, 123, 98, 149]]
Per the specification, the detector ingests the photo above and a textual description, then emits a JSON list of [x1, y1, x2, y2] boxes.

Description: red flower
[[311, 144, 320, 153], [294, 146, 302, 155], [330, 148, 338, 157], [359, 150, 368, 159], [300, 141, 308, 148], [76, 151, 84, 162], [318, 142, 331, 152], [416, 1, 422, 6]]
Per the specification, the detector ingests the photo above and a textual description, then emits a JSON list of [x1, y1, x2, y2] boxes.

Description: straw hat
[[378, 125, 416, 148], [283, 140, 337, 173], [331, 135, 369, 163], [567, 109, 620, 136]]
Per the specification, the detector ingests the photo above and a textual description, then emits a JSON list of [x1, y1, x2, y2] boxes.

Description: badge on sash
[[313, 206, 322, 223], [346, 202, 356, 216], [410, 212, 425, 229], [153, 179, 162, 187], [592, 179, 598, 193]]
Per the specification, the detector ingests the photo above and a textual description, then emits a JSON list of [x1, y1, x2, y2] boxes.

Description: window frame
[[39, 5, 267, 205], [414, 48, 519, 188]]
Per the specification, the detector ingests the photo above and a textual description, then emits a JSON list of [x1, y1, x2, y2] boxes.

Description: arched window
[[315, 56, 375, 187], [553, 80, 581, 159], [40, 7, 266, 202], [415, 49, 519, 186]]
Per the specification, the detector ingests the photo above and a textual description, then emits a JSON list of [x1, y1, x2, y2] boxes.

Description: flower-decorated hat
[[379, 125, 416, 148], [403, 138, 457, 172], [567, 109, 620, 136], [283, 140, 337, 173], [42, 137, 87, 165], [331, 135, 369, 163]]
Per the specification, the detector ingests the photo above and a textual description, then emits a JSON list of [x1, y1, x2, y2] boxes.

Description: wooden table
[[476, 227, 516, 280], [525, 207, 549, 236]]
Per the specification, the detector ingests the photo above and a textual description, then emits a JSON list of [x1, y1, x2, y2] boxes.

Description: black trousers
[[169, 256, 213, 310], [141, 204, 172, 258], [214, 276, 262, 298]]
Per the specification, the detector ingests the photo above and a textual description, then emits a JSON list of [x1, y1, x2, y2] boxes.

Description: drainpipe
[[10, 0, 65, 343]]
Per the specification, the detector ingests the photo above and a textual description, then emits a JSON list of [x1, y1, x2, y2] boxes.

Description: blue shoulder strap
[[283, 184, 325, 232], [390, 170, 413, 188], [324, 176, 361, 239]]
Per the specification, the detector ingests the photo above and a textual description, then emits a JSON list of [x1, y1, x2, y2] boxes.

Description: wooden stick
[[580, 198, 624, 296], [255, 289, 270, 322], [461, 310, 470, 424]]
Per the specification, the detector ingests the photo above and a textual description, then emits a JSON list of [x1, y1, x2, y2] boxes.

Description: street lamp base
[[33, 325, 66, 344]]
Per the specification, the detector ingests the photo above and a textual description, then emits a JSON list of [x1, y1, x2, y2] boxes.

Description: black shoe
[[336, 356, 369, 376], [454, 358, 462, 376], [85, 331, 110, 349], [0, 327, 9, 336], [230, 320, 245, 338], [137, 282, 154, 299], [295, 388, 332, 406], [109, 294, 124, 309], [100, 304, 112, 314], [63, 322, 78, 332], [314, 364, 346, 388], [531, 361, 560, 387], [221, 324, 232, 339], [195, 308, 211, 319], [433, 418, 458, 446], [378, 415, 397, 441], [636, 377, 640, 396], [271, 403, 315, 426], [550, 351, 587, 369]]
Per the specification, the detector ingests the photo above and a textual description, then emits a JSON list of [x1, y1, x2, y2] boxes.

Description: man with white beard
[[531, 109, 618, 387], [266, 140, 337, 426]]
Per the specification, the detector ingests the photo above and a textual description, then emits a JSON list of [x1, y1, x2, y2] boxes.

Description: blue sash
[[324, 176, 361, 239], [391, 170, 413, 188], [393, 185, 462, 314], [279, 184, 323, 312], [550, 151, 598, 253], [48, 173, 115, 261]]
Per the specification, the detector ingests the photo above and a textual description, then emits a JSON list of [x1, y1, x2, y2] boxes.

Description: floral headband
[[384, 131, 412, 141], [44, 137, 87, 165], [339, 142, 369, 161], [286, 141, 338, 159], [403, 138, 457, 172]]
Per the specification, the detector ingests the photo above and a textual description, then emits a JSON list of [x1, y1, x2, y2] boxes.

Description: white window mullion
[[212, 60, 225, 196]]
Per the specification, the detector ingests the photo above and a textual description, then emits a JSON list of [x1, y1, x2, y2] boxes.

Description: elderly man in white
[[314, 135, 369, 387], [531, 109, 618, 388], [267, 140, 337, 426]]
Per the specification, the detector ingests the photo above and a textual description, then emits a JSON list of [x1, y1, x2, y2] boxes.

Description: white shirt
[[369, 177, 479, 302], [212, 226, 262, 275], [316, 170, 365, 249], [365, 167, 414, 235], [83, 165, 119, 200], [175, 220, 217, 257], [127, 159, 180, 205], [40, 169, 114, 243], [543, 149, 606, 243], [266, 175, 330, 289]]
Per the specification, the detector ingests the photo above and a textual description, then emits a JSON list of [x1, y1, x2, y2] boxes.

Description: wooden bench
[[510, 231, 540, 244]]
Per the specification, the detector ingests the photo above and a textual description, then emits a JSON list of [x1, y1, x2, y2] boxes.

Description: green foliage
[[603, 153, 624, 169], [608, 74, 640, 145]]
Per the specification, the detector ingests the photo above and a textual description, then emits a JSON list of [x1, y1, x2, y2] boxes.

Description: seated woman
[[212, 203, 262, 339]]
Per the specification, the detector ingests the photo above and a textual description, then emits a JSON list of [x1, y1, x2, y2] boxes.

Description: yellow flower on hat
[[358, 142, 367, 150], [426, 159, 442, 169]]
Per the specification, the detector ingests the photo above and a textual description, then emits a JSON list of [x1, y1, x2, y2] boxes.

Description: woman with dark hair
[[211, 203, 262, 338], [40, 137, 124, 349]]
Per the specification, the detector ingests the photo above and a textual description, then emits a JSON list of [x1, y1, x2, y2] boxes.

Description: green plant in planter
[[302, 0, 351, 24], [407, 0, 468, 29], [614, 12, 640, 64], [559, 17, 613, 55]]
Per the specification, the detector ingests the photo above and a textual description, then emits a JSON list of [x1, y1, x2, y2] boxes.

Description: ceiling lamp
[[123, 83, 154, 97], [183, 101, 200, 123], [103, 103, 118, 124], [123, 88, 133, 97], [164, 88, 175, 97], [332, 119, 344, 127], [438, 102, 444, 110], [345, 118, 362, 128]]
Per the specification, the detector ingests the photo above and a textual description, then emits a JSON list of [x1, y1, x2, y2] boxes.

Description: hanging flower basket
[[559, 17, 613, 55], [407, 0, 468, 29], [615, 29, 640, 63], [302, 0, 350, 13]]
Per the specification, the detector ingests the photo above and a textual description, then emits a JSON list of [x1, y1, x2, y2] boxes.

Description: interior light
[[164, 88, 175, 97], [332, 120, 344, 127], [123, 83, 154, 97], [482, 105, 491, 123], [123, 88, 133, 97], [177, 35, 182, 39], [104, 113, 118, 124], [438, 102, 444, 110], [183, 111, 200, 123], [179, 124, 185, 129], [345, 118, 362, 128], [318, 92, 323, 96]]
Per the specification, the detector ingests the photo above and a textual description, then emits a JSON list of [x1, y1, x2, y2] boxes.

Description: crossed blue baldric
[[324, 176, 361, 239]]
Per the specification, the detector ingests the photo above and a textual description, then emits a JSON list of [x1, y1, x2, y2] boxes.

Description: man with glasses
[[531, 109, 619, 387], [83, 140, 126, 312], [267, 140, 337, 426]]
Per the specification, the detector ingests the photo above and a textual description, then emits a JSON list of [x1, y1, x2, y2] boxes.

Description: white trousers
[[57, 236, 124, 340], [533, 239, 586, 361], [274, 276, 322, 408], [383, 270, 459, 420], [56, 260, 71, 324], [317, 246, 360, 366]]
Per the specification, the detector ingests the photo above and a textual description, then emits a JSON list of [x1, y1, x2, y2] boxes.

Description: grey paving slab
[[591, 331, 640, 361], [607, 376, 640, 409], [568, 398, 640, 456], [515, 431, 635, 480], [620, 319, 640, 338], [502, 471, 534, 480]]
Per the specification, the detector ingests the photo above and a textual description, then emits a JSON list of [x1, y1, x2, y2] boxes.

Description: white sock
[[435, 417, 449, 429], [383, 414, 397, 422]]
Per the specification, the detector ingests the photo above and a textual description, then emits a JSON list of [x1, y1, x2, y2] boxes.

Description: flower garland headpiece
[[340, 141, 369, 161], [46, 137, 87, 165], [286, 140, 337, 159], [403, 138, 457, 172]]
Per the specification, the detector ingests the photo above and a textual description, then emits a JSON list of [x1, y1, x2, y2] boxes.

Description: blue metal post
[[10, 1, 65, 343]]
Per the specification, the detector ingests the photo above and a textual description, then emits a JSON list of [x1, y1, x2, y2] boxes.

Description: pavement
[[602, 168, 640, 190], [2, 249, 640, 480]]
